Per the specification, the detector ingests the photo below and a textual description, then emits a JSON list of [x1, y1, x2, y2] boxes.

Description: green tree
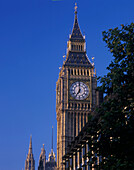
[[87, 23, 134, 169], [97, 23, 134, 169]]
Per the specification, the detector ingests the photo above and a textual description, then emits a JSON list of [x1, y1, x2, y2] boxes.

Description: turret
[[25, 136, 35, 170], [38, 144, 46, 170], [48, 126, 56, 162], [45, 127, 57, 170]]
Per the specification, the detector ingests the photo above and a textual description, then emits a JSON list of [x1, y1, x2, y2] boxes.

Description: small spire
[[51, 126, 53, 152], [70, 3, 84, 41], [28, 135, 32, 154]]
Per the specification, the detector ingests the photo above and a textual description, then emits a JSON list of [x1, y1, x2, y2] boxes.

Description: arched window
[[87, 69, 89, 76], [71, 69, 73, 75], [74, 69, 76, 75], [81, 69, 83, 75], [78, 69, 79, 75]]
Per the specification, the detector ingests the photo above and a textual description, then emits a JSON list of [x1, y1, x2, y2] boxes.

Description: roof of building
[[63, 3, 93, 68], [64, 51, 93, 67]]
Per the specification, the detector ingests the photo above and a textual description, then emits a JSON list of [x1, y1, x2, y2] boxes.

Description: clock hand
[[76, 87, 80, 95], [78, 82, 80, 93]]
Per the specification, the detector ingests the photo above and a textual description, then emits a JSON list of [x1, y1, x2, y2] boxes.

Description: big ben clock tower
[[56, 4, 97, 169]]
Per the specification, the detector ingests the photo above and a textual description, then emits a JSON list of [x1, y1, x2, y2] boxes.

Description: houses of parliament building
[[24, 3, 102, 170]]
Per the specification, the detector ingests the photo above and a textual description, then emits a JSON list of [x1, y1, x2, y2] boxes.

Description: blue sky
[[0, 0, 134, 169]]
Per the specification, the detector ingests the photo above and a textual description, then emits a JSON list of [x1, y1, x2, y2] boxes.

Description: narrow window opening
[[87, 70, 89, 76], [74, 69, 76, 75], [71, 69, 73, 75], [78, 69, 79, 75]]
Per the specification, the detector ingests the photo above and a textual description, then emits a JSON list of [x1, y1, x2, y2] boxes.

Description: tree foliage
[[88, 23, 134, 169]]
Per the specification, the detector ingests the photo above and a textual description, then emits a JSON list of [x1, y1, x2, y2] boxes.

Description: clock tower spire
[[56, 4, 97, 170]]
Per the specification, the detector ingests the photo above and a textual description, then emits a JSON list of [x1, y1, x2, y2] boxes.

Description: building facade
[[56, 4, 98, 170], [62, 121, 98, 170]]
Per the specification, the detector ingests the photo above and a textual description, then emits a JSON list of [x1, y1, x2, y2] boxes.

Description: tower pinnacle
[[38, 144, 46, 170], [28, 135, 32, 154], [25, 136, 35, 170], [51, 126, 53, 153]]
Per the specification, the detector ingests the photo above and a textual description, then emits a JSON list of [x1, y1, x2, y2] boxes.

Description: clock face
[[70, 82, 89, 100]]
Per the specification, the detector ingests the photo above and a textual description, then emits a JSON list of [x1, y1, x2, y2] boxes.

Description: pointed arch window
[[78, 69, 79, 75], [81, 69, 83, 75], [74, 69, 76, 75], [71, 69, 73, 75], [84, 70, 86, 75], [87, 70, 89, 76]]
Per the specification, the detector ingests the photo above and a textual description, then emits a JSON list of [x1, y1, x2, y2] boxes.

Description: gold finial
[[74, 3, 78, 13], [92, 56, 95, 66]]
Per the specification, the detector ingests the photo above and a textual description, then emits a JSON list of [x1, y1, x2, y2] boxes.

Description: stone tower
[[56, 3, 97, 170], [38, 144, 46, 170], [25, 136, 35, 170]]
